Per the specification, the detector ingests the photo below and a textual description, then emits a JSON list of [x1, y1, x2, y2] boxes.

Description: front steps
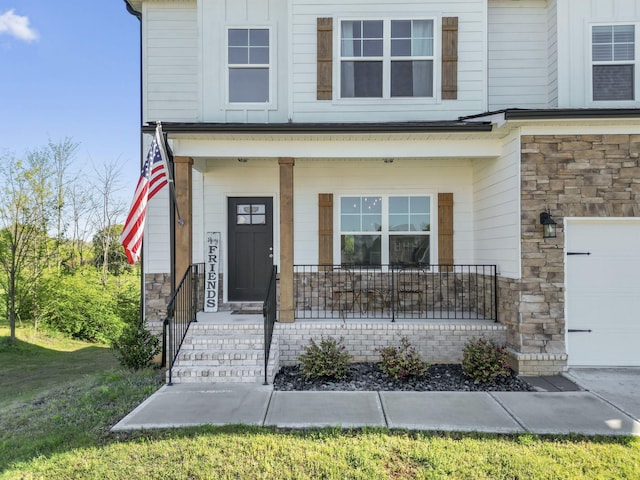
[[168, 320, 279, 384]]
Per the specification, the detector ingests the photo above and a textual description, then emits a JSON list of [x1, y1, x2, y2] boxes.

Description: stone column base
[[507, 349, 568, 376]]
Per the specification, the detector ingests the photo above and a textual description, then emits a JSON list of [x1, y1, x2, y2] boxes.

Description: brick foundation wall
[[275, 321, 507, 366], [512, 133, 640, 374]]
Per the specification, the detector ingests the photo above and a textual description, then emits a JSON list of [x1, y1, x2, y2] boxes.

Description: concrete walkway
[[112, 368, 640, 436]]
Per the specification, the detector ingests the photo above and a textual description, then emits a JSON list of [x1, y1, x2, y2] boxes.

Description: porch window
[[227, 28, 270, 103], [340, 195, 431, 266], [340, 18, 435, 98], [592, 24, 636, 101]]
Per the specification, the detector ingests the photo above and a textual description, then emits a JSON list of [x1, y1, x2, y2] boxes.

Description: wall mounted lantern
[[539, 210, 557, 238]]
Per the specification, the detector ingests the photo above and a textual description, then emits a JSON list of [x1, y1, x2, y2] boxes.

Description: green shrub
[[112, 321, 161, 371], [38, 271, 125, 343], [111, 276, 141, 325], [462, 337, 512, 383], [377, 337, 429, 380], [298, 336, 352, 380]]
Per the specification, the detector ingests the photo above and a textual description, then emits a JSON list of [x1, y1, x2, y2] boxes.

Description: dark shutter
[[319, 194, 333, 267], [441, 17, 458, 100], [438, 193, 454, 266], [317, 18, 333, 100]]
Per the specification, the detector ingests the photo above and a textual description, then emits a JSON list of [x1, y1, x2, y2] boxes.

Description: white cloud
[[0, 9, 38, 42]]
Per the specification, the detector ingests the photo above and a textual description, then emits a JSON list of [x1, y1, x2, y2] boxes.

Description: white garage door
[[566, 219, 640, 366]]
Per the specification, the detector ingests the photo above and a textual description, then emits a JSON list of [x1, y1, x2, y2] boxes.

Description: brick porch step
[[168, 326, 279, 384]]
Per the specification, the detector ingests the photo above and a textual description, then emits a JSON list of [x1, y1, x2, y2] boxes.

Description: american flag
[[120, 124, 170, 264]]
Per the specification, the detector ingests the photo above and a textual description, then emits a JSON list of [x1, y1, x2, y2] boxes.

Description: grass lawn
[[1, 325, 639, 479]]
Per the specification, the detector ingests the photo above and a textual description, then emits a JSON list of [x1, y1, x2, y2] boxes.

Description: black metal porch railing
[[262, 265, 278, 385], [294, 264, 498, 322], [164, 263, 205, 385]]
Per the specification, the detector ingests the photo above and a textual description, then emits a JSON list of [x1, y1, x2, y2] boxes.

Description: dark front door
[[228, 197, 274, 301]]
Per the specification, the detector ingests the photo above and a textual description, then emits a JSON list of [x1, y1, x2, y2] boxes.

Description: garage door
[[566, 219, 640, 366]]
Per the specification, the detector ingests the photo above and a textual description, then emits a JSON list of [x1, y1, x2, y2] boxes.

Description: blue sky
[[0, 0, 141, 205]]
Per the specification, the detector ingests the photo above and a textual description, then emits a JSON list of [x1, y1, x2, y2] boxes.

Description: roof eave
[[462, 108, 640, 122], [143, 121, 494, 135]]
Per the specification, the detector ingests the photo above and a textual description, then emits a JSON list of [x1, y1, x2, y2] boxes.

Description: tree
[[0, 150, 54, 343], [67, 183, 95, 271], [48, 138, 79, 272], [92, 224, 131, 276], [92, 162, 125, 287]]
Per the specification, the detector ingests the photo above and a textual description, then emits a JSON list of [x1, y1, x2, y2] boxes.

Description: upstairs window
[[340, 19, 435, 99], [227, 28, 270, 103], [592, 25, 635, 101]]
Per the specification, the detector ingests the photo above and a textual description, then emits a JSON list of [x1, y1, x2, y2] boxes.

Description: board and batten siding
[[472, 129, 521, 278], [143, 2, 199, 123], [199, 0, 289, 123], [487, 0, 551, 110], [556, 0, 640, 108], [290, 0, 488, 122]]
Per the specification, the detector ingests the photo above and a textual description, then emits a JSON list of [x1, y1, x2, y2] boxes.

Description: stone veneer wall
[[276, 321, 507, 366], [144, 273, 172, 335], [509, 133, 640, 374]]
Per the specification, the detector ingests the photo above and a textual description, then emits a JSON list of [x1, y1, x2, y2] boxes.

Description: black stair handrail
[[163, 263, 204, 385], [262, 265, 278, 385]]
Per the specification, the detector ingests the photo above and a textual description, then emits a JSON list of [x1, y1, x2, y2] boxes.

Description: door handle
[[268, 253, 273, 258], [568, 329, 592, 333]]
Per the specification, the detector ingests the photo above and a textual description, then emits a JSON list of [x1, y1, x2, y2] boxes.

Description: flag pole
[[156, 121, 184, 227]]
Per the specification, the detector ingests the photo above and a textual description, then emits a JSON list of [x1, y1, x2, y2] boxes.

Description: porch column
[[279, 157, 295, 323], [173, 156, 193, 283]]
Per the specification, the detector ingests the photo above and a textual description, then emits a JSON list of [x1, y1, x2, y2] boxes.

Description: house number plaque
[[205, 232, 220, 312]]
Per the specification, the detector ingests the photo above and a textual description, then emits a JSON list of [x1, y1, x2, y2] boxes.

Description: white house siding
[[290, 0, 488, 122], [472, 129, 520, 278], [556, 0, 640, 108], [199, 158, 280, 300], [294, 158, 476, 266], [143, 1, 199, 122], [487, 0, 551, 110], [199, 0, 289, 123]]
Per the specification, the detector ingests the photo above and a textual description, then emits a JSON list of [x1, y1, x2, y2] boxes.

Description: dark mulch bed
[[273, 363, 535, 392]]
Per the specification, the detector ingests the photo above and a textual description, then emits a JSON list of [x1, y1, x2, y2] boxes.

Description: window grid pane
[[229, 68, 269, 102], [593, 64, 634, 100], [341, 20, 383, 57], [593, 25, 635, 62], [229, 29, 269, 66], [340, 196, 382, 231], [341, 235, 381, 266], [391, 20, 433, 57]]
